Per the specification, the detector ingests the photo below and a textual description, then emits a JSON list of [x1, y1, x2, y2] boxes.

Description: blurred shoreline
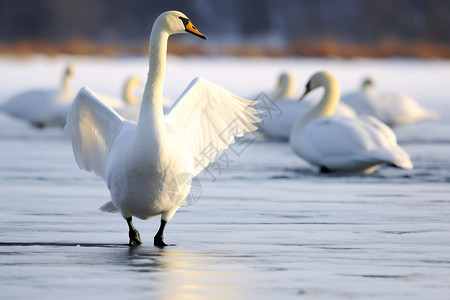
[[1, 39, 449, 59]]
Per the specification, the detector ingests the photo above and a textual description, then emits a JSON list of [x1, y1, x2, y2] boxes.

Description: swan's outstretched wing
[[167, 77, 261, 177], [64, 87, 127, 180]]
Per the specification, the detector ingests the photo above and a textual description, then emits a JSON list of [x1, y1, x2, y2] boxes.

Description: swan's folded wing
[[64, 87, 126, 180], [167, 77, 261, 177], [358, 114, 398, 146], [306, 116, 372, 158]]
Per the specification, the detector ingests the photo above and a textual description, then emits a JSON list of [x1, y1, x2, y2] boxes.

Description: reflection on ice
[[126, 247, 249, 299]]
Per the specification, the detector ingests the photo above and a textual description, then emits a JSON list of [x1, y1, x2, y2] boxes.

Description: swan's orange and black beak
[[179, 17, 207, 40], [299, 81, 311, 101]]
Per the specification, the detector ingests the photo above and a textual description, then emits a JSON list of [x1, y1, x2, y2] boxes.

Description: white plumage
[[1, 64, 75, 128], [94, 75, 143, 122], [64, 11, 261, 247], [289, 71, 413, 174], [341, 77, 439, 127], [261, 72, 356, 140]]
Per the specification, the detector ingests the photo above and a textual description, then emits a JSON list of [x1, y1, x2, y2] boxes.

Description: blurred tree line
[[0, 0, 449, 57]]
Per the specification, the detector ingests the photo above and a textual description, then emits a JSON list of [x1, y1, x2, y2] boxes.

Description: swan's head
[[65, 63, 74, 77], [300, 71, 338, 100], [362, 77, 374, 90], [126, 75, 141, 88], [157, 11, 207, 40], [123, 75, 142, 104], [276, 72, 296, 98]]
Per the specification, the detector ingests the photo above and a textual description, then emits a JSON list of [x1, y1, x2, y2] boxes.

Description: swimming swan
[[64, 11, 261, 247], [1, 64, 75, 128], [261, 72, 356, 140], [289, 71, 413, 174], [341, 77, 439, 127]]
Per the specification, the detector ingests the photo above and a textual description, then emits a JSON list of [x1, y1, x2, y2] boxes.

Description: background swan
[[120, 75, 173, 114], [1, 64, 75, 128], [341, 76, 439, 127], [271, 72, 297, 101], [261, 72, 356, 140], [96, 75, 143, 122], [289, 71, 413, 174], [64, 11, 261, 247]]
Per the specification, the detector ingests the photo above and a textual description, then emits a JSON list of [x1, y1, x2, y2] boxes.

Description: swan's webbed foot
[[126, 216, 142, 247], [129, 229, 142, 247], [154, 219, 172, 248], [320, 166, 332, 173], [154, 235, 168, 248]]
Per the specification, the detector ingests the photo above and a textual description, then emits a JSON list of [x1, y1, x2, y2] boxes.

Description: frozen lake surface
[[1, 56, 450, 299]]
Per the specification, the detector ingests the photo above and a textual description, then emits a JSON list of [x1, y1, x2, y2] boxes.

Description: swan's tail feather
[[368, 148, 413, 170], [99, 201, 119, 213]]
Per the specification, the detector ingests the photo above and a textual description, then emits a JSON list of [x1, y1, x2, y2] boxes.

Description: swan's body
[[289, 71, 412, 174], [64, 11, 260, 247], [261, 72, 356, 140], [1, 64, 75, 128], [341, 77, 439, 127]]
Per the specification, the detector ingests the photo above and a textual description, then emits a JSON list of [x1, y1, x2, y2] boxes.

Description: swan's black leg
[[154, 220, 168, 248], [320, 166, 331, 173], [126, 216, 142, 247]]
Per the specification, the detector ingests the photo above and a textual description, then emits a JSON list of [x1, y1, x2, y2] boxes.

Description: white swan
[[289, 71, 413, 174], [341, 77, 439, 127], [271, 72, 297, 100], [1, 64, 75, 128], [95, 75, 143, 122], [122, 75, 142, 105], [261, 72, 356, 140], [120, 75, 173, 114], [64, 11, 261, 247]]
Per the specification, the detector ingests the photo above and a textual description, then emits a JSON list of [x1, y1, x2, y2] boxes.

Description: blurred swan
[[64, 11, 261, 247], [341, 77, 439, 127], [261, 72, 356, 140], [121, 75, 142, 105], [271, 72, 297, 100], [289, 71, 413, 174], [98, 75, 143, 121], [1, 64, 75, 128]]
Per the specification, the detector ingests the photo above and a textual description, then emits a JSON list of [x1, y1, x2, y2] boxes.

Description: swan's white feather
[[1, 65, 75, 128], [64, 87, 130, 180], [299, 115, 412, 170], [290, 71, 413, 174], [341, 88, 439, 127], [167, 77, 261, 176], [99, 201, 119, 213], [262, 98, 355, 140]]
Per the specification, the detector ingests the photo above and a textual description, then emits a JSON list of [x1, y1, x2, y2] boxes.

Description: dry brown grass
[[1, 38, 449, 59]]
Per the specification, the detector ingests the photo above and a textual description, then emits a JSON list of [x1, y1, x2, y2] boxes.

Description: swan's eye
[[179, 16, 190, 28]]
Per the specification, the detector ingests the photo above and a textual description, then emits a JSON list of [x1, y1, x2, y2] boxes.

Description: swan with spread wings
[[64, 11, 261, 247]]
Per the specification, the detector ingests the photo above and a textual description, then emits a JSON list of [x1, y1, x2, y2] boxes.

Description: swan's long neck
[[137, 22, 169, 137], [291, 76, 340, 134], [274, 75, 296, 101], [59, 67, 74, 103], [62, 72, 72, 91]]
